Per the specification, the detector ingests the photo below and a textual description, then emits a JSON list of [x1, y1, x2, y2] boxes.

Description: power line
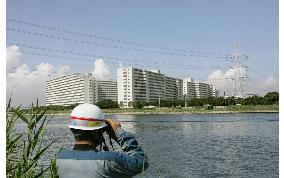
[[7, 42, 225, 70], [16, 49, 226, 70], [7, 18, 187, 53], [7, 19, 228, 58], [7, 27, 187, 57], [7, 1, 196, 41], [21, 50, 221, 70]]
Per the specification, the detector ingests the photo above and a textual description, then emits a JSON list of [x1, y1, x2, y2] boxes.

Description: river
[[20, 113, 279, 177]]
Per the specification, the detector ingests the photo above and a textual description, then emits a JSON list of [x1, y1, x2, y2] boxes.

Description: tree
[[96, 99, 118, 109], [118, 101, 124, 108], [226, 97, 237, 105], [133, 100, 144, 109], [241, 95, 263, 105], [263, 92, 279, 105]]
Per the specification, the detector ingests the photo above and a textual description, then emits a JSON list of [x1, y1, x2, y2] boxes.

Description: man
[[56, 103, 149, 178]]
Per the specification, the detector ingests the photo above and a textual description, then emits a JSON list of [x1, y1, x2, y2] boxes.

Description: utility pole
[[227, 43, 248, 98]]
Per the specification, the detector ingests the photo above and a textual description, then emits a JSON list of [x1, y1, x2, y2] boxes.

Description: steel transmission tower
[[227, 43, 248, 97]]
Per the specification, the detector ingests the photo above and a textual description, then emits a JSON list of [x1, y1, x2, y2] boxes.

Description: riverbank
[[42, 105, 279, 115]]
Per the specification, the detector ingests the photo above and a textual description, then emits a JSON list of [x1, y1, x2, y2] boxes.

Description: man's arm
[[104, 119, 149, 177]]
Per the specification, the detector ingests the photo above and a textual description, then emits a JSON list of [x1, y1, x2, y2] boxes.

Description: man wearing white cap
[[56, 103, 149, 178]]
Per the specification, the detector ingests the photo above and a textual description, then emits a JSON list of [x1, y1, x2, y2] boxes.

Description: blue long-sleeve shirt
[[56, 128, 149, 178]]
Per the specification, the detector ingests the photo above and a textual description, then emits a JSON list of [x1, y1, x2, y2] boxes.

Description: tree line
[[23, 92, 278, 110], [130, 91, 279, 109]]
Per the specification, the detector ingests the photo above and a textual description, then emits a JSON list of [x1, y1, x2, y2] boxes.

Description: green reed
[[6, 98, 59, 178]]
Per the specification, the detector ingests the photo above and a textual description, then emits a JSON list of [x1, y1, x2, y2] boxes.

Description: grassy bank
[[42, 105, 279, 115]]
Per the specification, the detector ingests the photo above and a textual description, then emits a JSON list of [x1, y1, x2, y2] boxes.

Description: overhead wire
[[7, 19, 228, 58], [7, 27, 187, 57], [7, 18, 187, 53], [8, 41, 273, 83], [7, 42, 225, 70], [7, 1, 196, 41], [6, 41, 246, 83], [19, 50, 226, 70]]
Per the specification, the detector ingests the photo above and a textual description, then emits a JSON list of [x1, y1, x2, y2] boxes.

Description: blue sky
[[6, 0, 279, 104]]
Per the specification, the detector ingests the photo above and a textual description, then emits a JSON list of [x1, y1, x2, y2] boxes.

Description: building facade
[[117, 67, 184, 108], [210, 85, 219, 97], [46, 74, 118, 106], [46, 69, 219, 107], [117, 67, 146, 107], [46, 73, 95, 106], [95, 80, 118, 102], [183, 78, 196, 99], [183, 78, 219, 99], [193, 81, 212, 98]]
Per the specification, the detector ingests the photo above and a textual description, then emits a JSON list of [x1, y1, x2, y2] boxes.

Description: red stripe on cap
[[70, 116, 104, 121]]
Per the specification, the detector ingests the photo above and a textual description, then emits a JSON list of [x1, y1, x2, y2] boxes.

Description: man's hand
[[105, 119, 121, 141]]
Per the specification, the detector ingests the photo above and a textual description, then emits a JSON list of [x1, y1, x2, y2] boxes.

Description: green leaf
[[6, 134, 22, 153], [13, 109, 28, 124]]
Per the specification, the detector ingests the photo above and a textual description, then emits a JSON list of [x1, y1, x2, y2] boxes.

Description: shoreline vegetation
[[6, 99, 59, 177], [41, 105, 279, 116], [16, 92, 279, 116]]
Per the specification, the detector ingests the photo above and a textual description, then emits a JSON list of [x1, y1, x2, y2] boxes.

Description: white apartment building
[[117, 67, 183, 108], [46, 73, 95, 106], [95, 81, 117, 102], [117, 67, 146, 107], [183, 78, 219, 99], [145, 70, 166, 101], [210, 85, 219, 97], [183, 78, 196, 99], [176, 79, 184, 99], [193, 81, 212, 98]]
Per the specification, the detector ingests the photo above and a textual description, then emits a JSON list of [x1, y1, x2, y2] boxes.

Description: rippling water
[[17, 113, 279, 177]]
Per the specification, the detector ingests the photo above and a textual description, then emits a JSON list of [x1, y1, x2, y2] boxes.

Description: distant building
[[165, 76, 183, 100], [183, 78, 195, 99], [95, 80, 117, 102], [46, 68, 219, 107], [193, 81, 212, 98], [46, 73, 95, 106], [210, 85, 219, 97], [183, 78, 219, 99], [46, 73, 118, 106], [117, 67, 183, 108]]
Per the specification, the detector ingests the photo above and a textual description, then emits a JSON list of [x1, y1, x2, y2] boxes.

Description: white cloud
[[260, 76, 278, 89], [247, 75, 279, 95], [6, 46, 70, 106], [92, 59, 112, 80], [207, 68, 279, 96], [207, 69, 232, 94], [6, 45, 22, 73]]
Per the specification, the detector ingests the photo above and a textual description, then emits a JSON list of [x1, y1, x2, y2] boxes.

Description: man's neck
[[75, 140, 93, 145]]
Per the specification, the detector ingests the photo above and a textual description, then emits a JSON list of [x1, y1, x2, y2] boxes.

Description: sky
[[6, 0, 279, 106]]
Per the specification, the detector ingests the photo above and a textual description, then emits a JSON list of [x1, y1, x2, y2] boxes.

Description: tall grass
[[6, 98, 59, 178]]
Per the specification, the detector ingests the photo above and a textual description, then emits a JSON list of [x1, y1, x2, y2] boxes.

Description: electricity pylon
[[227, 43, 248, 98]]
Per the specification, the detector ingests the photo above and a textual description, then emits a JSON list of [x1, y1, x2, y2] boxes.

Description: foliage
[[23, 103, 80, 112], [133, 100, 144, 109], [184, 92, 279, 107], [241, 95, 263, 105], [263, 92, 279, 105], [96, 99, 119, 109], [6, 98, 59, 178]]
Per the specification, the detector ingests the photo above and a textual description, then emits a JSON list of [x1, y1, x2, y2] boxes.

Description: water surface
[[19, 113, 279, 177]]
